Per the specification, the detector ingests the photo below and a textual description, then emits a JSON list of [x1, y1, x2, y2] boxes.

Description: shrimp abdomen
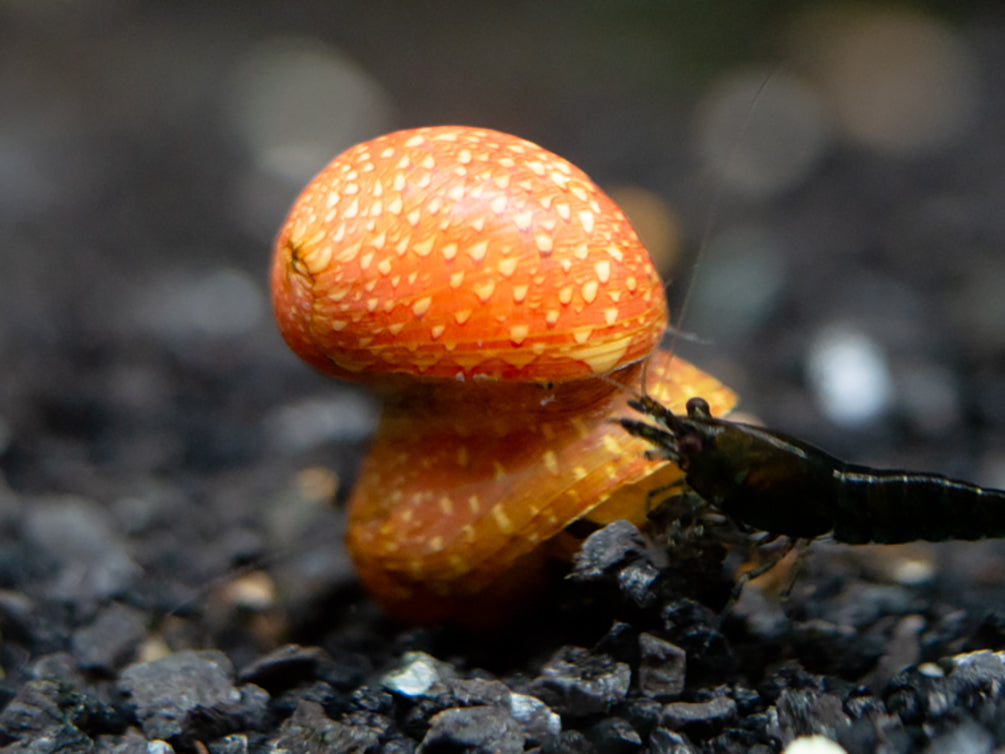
[[833, 469, 1005, 544]]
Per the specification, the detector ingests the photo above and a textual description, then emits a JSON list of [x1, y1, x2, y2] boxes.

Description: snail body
[[272, 126, 735, 624]]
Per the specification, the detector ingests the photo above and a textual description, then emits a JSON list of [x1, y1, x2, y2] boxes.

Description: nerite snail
[[270, 126, 736, 626]]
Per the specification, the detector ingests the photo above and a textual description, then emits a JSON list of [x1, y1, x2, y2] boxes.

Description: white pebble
[[782, 734, 848, 754], [807, 324, 894, 427]]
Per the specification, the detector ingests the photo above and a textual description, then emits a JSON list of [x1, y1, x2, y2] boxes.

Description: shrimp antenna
[[599, 371, 629, 393], [657, 67, 781, 389], [639, 351, 652, 400]]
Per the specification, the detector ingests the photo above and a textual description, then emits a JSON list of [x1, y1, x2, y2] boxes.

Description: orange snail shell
[[271, 126, 736, 625]]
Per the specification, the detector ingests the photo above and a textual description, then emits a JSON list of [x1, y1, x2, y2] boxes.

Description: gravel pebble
[[661, 694, 738, 738], [207, 734, 251, 754], [584, 715, 643, 751], [509, 691, 561, 745], [236, 643, 333, 693], [571, 519, 648, 581], [118, 650, 266, 746], [617, 559, 663, 609], [0, 677, 118, 751], [417, 704, 524, 754], [22, 496, 141, 610], [270, 698, 381, 753], [529, 646, 632, 717], [638, 632, 688, 700], [71, 602, 147, 673], [648, 727, 697, 754], [383, 651, 453, 699]]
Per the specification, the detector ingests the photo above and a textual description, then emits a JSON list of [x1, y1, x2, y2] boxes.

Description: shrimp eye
[[678, 433, 703, 461], [685, 397, 711, 419]]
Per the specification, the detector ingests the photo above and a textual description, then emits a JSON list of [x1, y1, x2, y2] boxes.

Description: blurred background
[[2, 0, 1004, 503]]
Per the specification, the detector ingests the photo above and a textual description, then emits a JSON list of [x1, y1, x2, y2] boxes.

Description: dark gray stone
[[30, 652, 84, 685], [585, 716, 642, 752], [445, 677, 511, 708], [237, 643, 331, 693], [661, 695, 737, 737], [71, 602, 146, 672], [417, 705, 523, 754], [571, 520, 647, 581], [208, 734, 250, 754], [617, 559, 662, 608], [638, 633, 687, 700], [118, 649, 255, 745], [0, 678, 105, 742], [270, 699, 381, 754], [529, 646, 631, 716], [770, 688, 851, 744], [948, 650, 1005, 695], [94, 728, 150, 753], [543, 729, 598, 754], [923, 720, 994, 754], [23, 496, 141, 607], [509, 692, 561, 746], [648, 727, 697, 754]]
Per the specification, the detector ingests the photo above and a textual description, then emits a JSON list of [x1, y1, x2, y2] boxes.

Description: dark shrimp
[[621, 394, 1005, 545]]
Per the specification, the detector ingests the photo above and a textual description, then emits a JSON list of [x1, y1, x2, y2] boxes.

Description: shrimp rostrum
[[621, 394, 1005, 545]]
